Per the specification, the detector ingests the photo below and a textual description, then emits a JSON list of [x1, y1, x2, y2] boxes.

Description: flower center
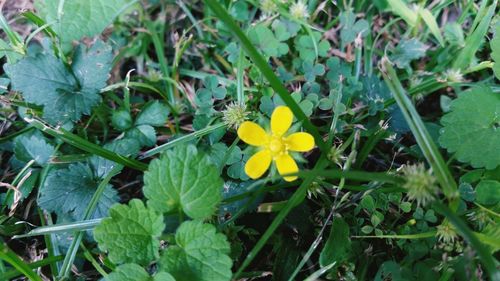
[[267, 135, 287, 156]]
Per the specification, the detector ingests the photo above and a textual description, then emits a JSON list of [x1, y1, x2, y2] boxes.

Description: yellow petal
[[275, 154, 299, 182], [244, 149, 272, 179], [271, 106, 293, 136], [238, 121, 268, 146], [286, 132, 315, 152]]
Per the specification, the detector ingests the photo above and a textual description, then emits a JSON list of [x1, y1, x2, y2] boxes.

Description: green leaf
[[360, 195, 375, 212], [159, 220, 232, 281], [136, 101, 170, 126], [339, 10, 369, 47], [35, 0, 136, 47], [319, 217, 351, 267], [72, 40, 112, 89], [112, 110, 133, 131], [390, 38, 428, 68], [126, 125, 157, 147], [248, 25, 289, 58], [38, 163, 118, 220], [295, 32, 330, 62], [475, 180, 500, 205], [94, 199, 165, 265], [491, 23, 500, 80], [107, 263, 175, 281], [14, 134, 54, 165], [143, 144, 223, 219], [4, 41, 112, 124], [439, 86, 500, 169], [90, 138, 140, 178]]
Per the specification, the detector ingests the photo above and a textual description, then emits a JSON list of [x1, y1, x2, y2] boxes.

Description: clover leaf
[[94, 199, 165, 265], [143, 144, 223, 219], [107, 264, 175, 281], [295, 32, 330, 62], [248, 25, 289, 58], [439, 86, 500, 169], [302, 61, 325, 82], [159, 220, 232, 281], [339, 10, 369, 47]]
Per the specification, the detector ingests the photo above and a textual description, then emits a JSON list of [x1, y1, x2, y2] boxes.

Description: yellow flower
[[237, 106, 315, 182]]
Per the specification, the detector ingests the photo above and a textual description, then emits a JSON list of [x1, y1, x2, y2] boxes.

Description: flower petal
[[286, 132, 315, 152], [244, 149, 272, 179], [238, 121, 268, 146], [271, 106, 293, 136], [275, 154, 299, 182]]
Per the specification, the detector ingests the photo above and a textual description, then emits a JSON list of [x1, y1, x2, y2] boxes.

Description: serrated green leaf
[[94, 199, 165, 265], [106, 263, 175, 281], [390, 38, 428, 68], [14, 134, 54, 165], [35, 0, 135, 47], [4, 41, 112, 124], [159, 220, 232, 281], [38, 163, 118, 220], [439, 86, 500, 169], [319, 217, 351, 267], [72, 40, 112, 89], [143, 145, 223, 219], [136, 101, 170, 126]]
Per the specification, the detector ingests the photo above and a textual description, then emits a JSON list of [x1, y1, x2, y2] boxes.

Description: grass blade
[[13, 219, 102, 239], [58, 165, 122, 278], [0, 243, 42, 281], [386, 0, 417, 26], [381, 59, 457, 205], [432, 202, 499, 280], [452, 0, 497, 70], [25, 117, 148, 171], [419, 8, 445, 47], [139, 122, 227, 159]]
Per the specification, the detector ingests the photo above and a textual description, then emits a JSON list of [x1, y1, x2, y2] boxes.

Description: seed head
[[289, 1, 309, 20], [400, 163, 438, 206], [223, 103, 249, 129]]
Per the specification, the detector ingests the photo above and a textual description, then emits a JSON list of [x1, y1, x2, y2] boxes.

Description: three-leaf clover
[[248, 25, 289, 58], [339, 10, 369, 47]]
